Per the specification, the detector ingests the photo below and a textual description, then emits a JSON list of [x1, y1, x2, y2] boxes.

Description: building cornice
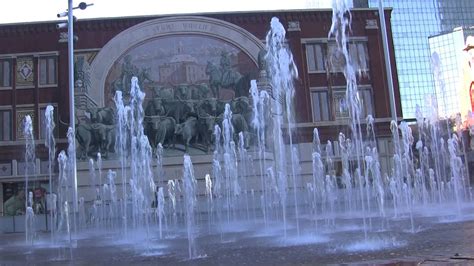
[[0, 23, 57, 37], [0, 8, 390, 35]]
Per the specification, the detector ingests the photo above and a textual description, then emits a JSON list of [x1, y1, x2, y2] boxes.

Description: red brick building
[[0, 8, 401, 210]]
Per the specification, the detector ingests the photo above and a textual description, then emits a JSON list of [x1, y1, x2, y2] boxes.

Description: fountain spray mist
[[329, 0, 368, 238], [265, 16, 300, 236], [114, 90, 130, 236], [183, 154, 197, 259], [23, 115, 35, 243], [44, 105, 56, 241]]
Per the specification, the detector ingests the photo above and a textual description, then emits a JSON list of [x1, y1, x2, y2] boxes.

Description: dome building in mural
[[159, 42, 207, 85]]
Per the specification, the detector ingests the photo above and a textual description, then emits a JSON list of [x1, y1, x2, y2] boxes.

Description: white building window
[[0, 110, 12, 141], [333, 87, 374, 119], [349, 42, 370, 74], [359, 88, 374, 119], [311, 90, 331, 122], [39, 57, 57, 86], [0, 59, 12, 88], [306, 41, 369, 74], [306, 43, 326, 72]]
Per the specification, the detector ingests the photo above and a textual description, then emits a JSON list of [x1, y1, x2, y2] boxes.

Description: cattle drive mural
[[75, 35, 261, 159]]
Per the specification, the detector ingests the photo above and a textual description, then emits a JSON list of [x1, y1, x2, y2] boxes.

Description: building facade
[[0, 9, 401, 214]]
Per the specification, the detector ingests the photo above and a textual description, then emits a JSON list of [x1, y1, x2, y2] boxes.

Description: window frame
[[303, 37, 370, 75], [0, 107, 13, 142], [358, 87, 375, 119], [0, 58, 13, 89], [310, 88, 332, 122], [38, 56, 58, 87], [305, 43, 327, 74], [331, 85, 374, 120]]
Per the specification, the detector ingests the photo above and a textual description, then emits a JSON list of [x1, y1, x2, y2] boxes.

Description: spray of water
[[23, 115, 36, 243], [329, 0, 369, 237], [44, 105, 56, 241], [183, 154, 197, 258], [265, 16, 300, 236], [67, 127, 78, 235], [114, 90, 130, 236]]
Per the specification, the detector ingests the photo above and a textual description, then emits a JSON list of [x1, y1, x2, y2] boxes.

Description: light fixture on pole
[[57, 1, 93, 234], [378, 0, 397, 122]]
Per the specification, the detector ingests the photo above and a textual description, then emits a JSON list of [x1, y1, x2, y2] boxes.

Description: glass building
[[367, 0, 474, 118]]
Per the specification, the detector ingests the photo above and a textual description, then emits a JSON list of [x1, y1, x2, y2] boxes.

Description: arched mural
[[105, 35, 258, 106], [76, 16, 265, 159]]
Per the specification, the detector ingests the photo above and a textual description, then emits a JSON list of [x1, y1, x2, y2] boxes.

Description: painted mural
[[76, 35, 260, 159], [104, 35, 257, 104]]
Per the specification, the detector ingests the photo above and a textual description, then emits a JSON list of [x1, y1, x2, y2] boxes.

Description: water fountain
[[44, 105, 56, 242], [22, 115, 36, 244], [6, 0, 474, 264]]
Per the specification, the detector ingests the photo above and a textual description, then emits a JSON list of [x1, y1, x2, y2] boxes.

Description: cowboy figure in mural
[[121, 54, 139, 93]]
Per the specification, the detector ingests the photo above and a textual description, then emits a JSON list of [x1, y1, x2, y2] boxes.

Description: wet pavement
[[1, 217, 474, 265]]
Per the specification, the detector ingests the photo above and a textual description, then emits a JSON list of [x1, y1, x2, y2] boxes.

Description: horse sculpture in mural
[[205, 61, 250, 98], [112, 67, 153, 96]]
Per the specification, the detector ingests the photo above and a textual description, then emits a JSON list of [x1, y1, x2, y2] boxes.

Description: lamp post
[[378, 0, 397, 122], [57, 1, 93, 233]]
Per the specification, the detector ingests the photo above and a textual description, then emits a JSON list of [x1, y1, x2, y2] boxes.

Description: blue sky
[[0, 0, 334, 24]]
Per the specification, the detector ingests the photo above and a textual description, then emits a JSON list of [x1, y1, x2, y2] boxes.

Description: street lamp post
[[378, 0, 398, 122], [57, 0, 93, 234]]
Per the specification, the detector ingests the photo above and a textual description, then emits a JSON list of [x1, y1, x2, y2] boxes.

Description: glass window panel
[[39, 59, 47, 85], [312, 91, 330, 122], [0, 61, 4, 86], [313, 93, 320, 121], [349, 43, 359, 71], [40, 108, 46, 140], [306, 45, 316, 72], [320, 92, 329, 120], [0, 111, 3, 139], [328, 43, 345, 72], [48, 58, 56, 84], [0, 110, 12, 141], [360, 89, 374, 118], [5, 61, 11, 86], [315, 44, 325, 71], [358, 43, 369, 70], [313, 93, 321, 121], [0, 60, 11, 87], [306, 43, 327, 72]]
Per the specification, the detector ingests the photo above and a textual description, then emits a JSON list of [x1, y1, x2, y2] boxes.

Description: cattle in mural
[[175, 117, 199, 153], [76, 95, 258, 158], [149, 116, 177, 149], [88, 107, 115, 125], [75, 121, 115, 160], [74, 106, 117, 159]]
